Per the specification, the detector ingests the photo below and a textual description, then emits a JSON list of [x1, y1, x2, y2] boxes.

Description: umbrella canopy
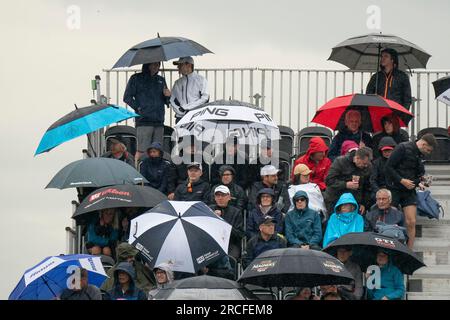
[[433, 75, 450, 106], [112, 36, 213, 68], [153, 275, 257, 300], [175, 100, 280, 145], [328, 33, 431, 71], [129, 200, 232, 274], [72, 184, 167, 222], [9, 254, 107, 300], [35, 104, 138, 155], [322, 232, 425, 275], [311, 93, 414, 132], [46, 158, 148, 189], [238, 248, 354, 288]]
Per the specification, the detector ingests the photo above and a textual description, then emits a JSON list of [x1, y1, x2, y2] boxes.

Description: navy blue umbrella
[[35, 104, 138, 155], [112, 36, 213, 68]]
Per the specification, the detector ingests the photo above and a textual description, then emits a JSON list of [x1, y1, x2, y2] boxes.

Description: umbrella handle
[[133, 221, 138, 239]]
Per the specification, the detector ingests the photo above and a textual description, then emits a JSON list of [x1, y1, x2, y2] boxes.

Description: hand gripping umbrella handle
[[133, 221, 138, 240]]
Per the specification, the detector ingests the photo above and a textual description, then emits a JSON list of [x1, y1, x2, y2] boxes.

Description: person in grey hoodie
[[148, 262, 175, 300], [335, 246, 363, 300]]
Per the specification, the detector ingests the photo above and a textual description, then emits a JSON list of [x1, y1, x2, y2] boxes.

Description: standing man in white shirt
[[170, 56, 209, 123]]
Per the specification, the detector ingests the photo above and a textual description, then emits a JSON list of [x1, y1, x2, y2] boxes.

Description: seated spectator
[[210, 165, 247, 211], [86, 208, 119, 257], [288, 164, 327, 215], [322, 292, 342, 300], [328, 110, 373, 161], [370, 137, 397, 203], [106, 262, 147, 300], [365, 189, 406, 232], [201, 255, 235, 280], [209, 185, 245, 260], [148, 263, 175, 300], [101, 242, 154, 293], [366, 249, 405, 300], [101, 139, 135, 168], [60, 268, 102, 300], [324, 147, 373, 215], [319, 285, 342, 300], [118, 207, 145, 242], [340, 140, 359, 156], [372, 114, 409, 159], [246, 188, 284, 239], [323, 193, 364, 248], [285, 191, 322, 250], [248, 165, 290, 214], [243, 216, 287, 268], [247, 139, 274, 187], [290, 287, 319, 300], [174, 162, 210, 202], [335, 246, 363, 300], [292, 137, 331, 191], [139, 142, 171, 194]]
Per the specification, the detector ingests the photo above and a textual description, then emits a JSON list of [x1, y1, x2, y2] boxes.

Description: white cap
[[173, 56, 194, 65], [214, 185, 230, 195], [260, 165, 280, 176]]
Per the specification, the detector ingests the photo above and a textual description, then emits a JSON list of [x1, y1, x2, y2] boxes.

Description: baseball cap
[[173, 56, 194, 65], [187, 162, 202, 171], [294, 164, 312, 176], [260, 165, 279, 176], [259, 215, 276, 226], [380, 146, 394, 151], [214, 185, 230, 195]]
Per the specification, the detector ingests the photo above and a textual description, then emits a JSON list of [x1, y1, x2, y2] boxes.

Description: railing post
[[415, 73, 421, 139]]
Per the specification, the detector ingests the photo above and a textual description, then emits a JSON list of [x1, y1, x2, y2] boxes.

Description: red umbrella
[[311, 94, 414, 133]]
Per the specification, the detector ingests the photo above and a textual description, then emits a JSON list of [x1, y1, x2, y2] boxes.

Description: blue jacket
[[123, 66, 168, 126], [285, 191, 322, 246], [107, 262, 147, 300], [246, 206, 283, 239], [322, 193, 364, 248], [139, 156, 171, 194], [367, 262, 405, 300], [86, 217, 119, 248], [328, 128, 373, 161], [244, 233, 287, 268]]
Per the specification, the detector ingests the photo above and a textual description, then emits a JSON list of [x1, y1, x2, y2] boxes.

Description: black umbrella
[[153, 275, 257, 300], [238, 248, 354, 292], [46, 158, 148, 189], [112, 36, 213, 69], [433, 75, 450, 106], [72, 184, 167, 221], [322, 232, 425, 275]]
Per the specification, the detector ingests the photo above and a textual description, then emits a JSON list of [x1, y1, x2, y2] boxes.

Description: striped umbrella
[[433, 75, 450, 106]]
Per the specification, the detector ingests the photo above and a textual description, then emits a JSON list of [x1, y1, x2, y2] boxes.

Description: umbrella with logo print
[[323, 232, 425, 275], [128, 200, 232, 274]]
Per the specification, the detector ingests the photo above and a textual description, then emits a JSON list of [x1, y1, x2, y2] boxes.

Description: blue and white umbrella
[[35, 104, 138, 155], [9, 254, 107, 300], [129, 201, 232, 274]]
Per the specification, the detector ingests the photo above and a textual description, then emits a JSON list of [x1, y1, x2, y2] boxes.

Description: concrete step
[[416, 224, 450, 238], [408, 266, 450, 294], [425, 165, 450, 176], [410, 265, 450, 279], [406, 292, 450, 300]]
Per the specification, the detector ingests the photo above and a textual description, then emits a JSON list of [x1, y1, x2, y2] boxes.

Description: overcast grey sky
[[0, 0, 449, 299]]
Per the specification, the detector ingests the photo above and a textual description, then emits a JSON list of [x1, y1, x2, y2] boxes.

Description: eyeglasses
[[296, 198, 307, 202]]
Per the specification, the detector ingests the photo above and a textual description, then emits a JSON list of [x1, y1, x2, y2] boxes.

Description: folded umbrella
[[433, 75, 450, 106]]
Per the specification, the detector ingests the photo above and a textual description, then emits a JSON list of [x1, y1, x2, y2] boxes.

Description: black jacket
[[167, 154, 211, 194], [139, 156, 171, 194], [248, 181, 291, 214], [385, 141, 425, 190], [328, 128, 373, 161], [174, 179, 210, 202], [210, 151, 252, 190], [210, 182, 247, 210], [209, 204, 245, 250], [366, 68, 412, 110], [243, 233, 287, 268], [372, 130, 409, 159]]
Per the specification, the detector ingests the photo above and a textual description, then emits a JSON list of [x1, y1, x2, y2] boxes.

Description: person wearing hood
[[246, 188, 284, 239], [210, 165, 247, 210], [101, 139, 135, 168], [370, 136, 397, 202], [174, 162, 210, 202], [324, 147, 373, 216], [148, 262, 175, 300], [139, 142, 171, 194], [366, 249, 405, 300], [328, 110, 373, 161], [285, 191, 322, 250], [372, 114, 409, 159], [322, 193, 364, 248], [123, 62, 171, 162], [292, 137, 331, 191], [101, 242, 154, 293], [106, 262, 147, 300]]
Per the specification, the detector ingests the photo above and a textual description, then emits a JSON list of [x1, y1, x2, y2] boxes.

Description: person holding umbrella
[[366, 249, 405, 300], [123, 62, 171, 163], [60, 268, 102, 300], [210, 165, 248, 211], [334, 247, 363, 300], [86, 208, 119, 257], [366, 48, 412, 111]]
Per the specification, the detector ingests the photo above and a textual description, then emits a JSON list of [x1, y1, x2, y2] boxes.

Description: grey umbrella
[[112, 36, 213, 69], [46, 158, 148, 189], [328, 33, 431, 71]]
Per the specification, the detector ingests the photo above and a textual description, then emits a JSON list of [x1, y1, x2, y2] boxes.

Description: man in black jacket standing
[[385, 133, 437, 248]]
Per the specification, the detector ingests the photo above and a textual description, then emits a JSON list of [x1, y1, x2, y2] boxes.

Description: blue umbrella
[[35, 104, 138, 155], [9, 254, 108, 300]]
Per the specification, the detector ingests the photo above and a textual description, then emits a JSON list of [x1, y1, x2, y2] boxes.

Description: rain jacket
[[210, 177, 248, 210], [209, 204, 244, 254], [370, 137, 398, 198], [372, 130, 408, 159], [107, 262, 148, 300], [248, 181, 291, 214], [367, 262, 405, 300], [170, 71, 209, 118], [322, 193, 364, 248], [285, 191, 322, 247], [246, 205, 284, 239], [244, 233, 287, 268], [174, 178, 210, 202], [101, 151, 135, 168], [337, 259, 364, 300], [123, 64, 169, 126], [292, 137, 331, 190], [101, 243, 154, 293], [210, 152, 251, 190], [86, 217, 119, 248], [148, 262, 175, 299], [139, 143, 171, 194], [366, 68, 412, 111], [328, 128, 373, 161]]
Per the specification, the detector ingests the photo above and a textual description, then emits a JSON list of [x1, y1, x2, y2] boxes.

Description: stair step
[[410, 265, 450, 279], [408, 277, 450, 293], [406, 292, 450, 300]]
